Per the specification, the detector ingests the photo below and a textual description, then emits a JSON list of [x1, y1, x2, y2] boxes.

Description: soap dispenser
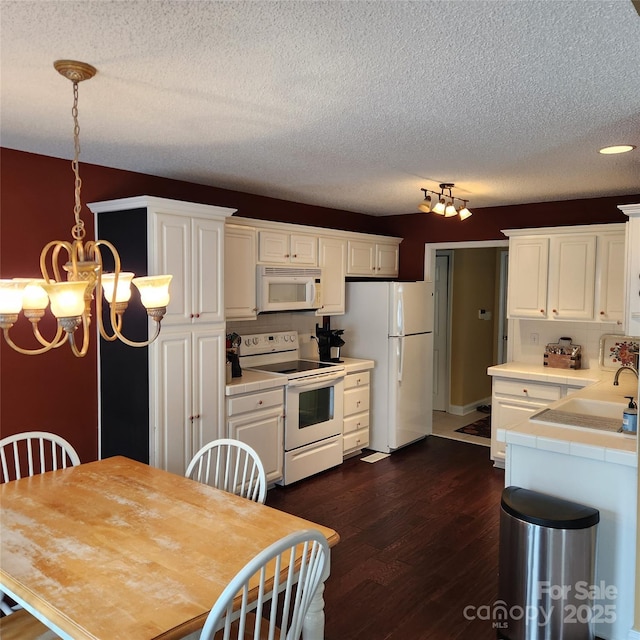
[[622, 396, 638, 434]]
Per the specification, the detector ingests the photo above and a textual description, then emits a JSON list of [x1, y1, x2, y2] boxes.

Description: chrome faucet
[[613, 365, 639, 385]]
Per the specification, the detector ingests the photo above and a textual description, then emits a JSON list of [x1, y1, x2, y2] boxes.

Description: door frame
[[433, 251, 453, 412], [425, 240, 510, 413]]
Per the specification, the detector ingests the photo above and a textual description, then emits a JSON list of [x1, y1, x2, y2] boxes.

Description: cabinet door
[[347, 240, 375, 275], [193, 218, 224, 323], [258, 231, 290, 263], [228, 408, 284, 484], [548, 235, 596, 320], [192, 328, 225, 456], [155, 213, 192, 325], [376, 244, 399, 276], [596, 233, 625, 324], [491, 397, 547, 464], [290, 234, 317, 265], [507, 237, 549, 318], [225, 225, 257, 320], [317, 237, 346, 315], [152, 330, 192, 475]]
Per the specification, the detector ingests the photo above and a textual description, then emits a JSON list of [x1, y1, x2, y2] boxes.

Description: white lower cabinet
[[151, 326, 225, 476], [343, 370, 370, 455], [490, 377, 563, 468], [226, 388, 284, 485]]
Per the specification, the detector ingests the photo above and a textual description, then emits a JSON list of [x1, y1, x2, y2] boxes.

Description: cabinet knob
[[356, 400, 361, 407], [600, 311, 605, 315], [523, 389, 528, 394], [258, 400, 263, 405], [284, 254, 290, 258], [194, 414, 200, 419], [540, 309, 545, 314], [292, 254, 297, 258], [356, 422, 361, 428], [552, 309, 558, 314]]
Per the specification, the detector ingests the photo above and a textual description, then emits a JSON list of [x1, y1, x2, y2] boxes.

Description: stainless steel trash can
[[498, 486, 599, 640]]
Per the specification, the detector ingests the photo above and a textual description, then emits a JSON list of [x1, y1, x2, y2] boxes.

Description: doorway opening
[[425, 240, 509, 446]]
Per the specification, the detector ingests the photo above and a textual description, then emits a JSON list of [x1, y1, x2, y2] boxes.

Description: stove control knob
[[283, 335, 289, 342], [252, 337, 259, 345], [244, 339, 251, 346]]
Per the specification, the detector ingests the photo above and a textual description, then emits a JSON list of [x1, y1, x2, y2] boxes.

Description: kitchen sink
[[552, 397, 627, 419], [530, 396, 627, 433]]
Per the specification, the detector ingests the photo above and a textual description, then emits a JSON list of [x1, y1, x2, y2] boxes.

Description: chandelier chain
[[71, 80, 85, 242]]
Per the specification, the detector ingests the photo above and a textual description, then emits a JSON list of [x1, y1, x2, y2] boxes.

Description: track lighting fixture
[[418, 184, 472, 220]]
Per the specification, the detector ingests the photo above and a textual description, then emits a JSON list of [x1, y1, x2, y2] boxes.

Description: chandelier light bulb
[[14, 279, 49, 311], [42, 281, 88, 319], [0, 280, 27, 315], [133, 275, 173, 309], [102, 272, 134, 304]]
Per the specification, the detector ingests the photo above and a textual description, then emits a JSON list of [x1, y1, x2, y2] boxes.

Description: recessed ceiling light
[[598, 144, 636, 155]]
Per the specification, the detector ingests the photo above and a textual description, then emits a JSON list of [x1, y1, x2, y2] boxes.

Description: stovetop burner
[[250, 360, 337, 375]]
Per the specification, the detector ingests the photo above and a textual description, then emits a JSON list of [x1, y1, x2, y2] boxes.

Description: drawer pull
[[257, 400, 263, 405], [523, 389, 528, 394]]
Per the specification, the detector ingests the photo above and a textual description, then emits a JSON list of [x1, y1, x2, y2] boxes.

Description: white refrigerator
[[340, 281, 434, 453]]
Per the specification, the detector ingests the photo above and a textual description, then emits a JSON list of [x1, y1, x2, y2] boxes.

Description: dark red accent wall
[[1, 147, 637, 461], [0, 148, 381, 461], [377, 195, 639, 280]]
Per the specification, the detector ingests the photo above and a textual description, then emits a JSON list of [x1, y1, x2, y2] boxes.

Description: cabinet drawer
[[492, 378, 561, 402], [227, 389, 283, 417], [344, 412, 369, 435], [344, 371, 370, 389], [344, 428, 369, 453], [344, 387, 369, 416]]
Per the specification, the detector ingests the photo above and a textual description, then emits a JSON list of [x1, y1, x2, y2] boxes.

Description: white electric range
[[238, 332, 345, 484]]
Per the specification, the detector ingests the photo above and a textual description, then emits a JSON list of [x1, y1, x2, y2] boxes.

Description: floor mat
[[454, 415, 491, 439], [360, 452, 390, 463]]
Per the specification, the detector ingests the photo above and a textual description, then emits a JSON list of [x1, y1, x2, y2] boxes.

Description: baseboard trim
[[448, 396, 492, 416], [627, 629, 640, 640]]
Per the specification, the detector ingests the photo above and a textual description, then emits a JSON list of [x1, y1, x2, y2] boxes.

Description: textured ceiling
[[1, 0, 639, 216]]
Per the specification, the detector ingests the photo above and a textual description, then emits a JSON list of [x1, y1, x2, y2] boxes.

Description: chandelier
[[418, 183, 472, 220], [0, 60, 172, 358]]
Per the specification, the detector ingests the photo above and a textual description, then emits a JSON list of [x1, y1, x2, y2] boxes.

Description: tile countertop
[[225, 369, 287, 397], [225, 357, 374, 396], [490, 362, 639, 467], [338, 357, 375, 374]]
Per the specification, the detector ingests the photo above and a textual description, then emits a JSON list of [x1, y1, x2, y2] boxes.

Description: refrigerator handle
[[397, 337, 404, 383], [396, 289, 404, 336]]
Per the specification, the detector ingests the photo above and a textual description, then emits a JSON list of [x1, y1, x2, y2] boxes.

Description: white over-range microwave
[[257, 266, 322, 312]]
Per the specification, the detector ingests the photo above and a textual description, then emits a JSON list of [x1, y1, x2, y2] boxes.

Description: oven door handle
[[287, 371, 345, 388]]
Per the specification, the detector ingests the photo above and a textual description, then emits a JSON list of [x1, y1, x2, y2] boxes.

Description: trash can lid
[[501, 486, 600, 529]]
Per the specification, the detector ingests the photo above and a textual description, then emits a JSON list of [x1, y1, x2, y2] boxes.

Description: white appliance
[[238, 332, 345, 484], [256, 266, 322, 313], [341, 281, 434, 453]]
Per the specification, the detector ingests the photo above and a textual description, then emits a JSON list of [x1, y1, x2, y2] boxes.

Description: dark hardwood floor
[[266, 436, 505, 640]]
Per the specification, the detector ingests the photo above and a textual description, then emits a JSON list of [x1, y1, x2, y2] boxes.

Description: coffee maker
[[316, 324, 345, 362]]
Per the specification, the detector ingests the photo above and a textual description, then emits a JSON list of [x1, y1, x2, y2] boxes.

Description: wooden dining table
[[0, 456, 339, 640]]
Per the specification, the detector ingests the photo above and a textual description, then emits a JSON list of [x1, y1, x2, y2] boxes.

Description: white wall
[[510, 319, 623, 369]]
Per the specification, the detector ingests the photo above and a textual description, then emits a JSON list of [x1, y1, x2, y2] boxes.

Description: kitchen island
[[491, 363, 638, 640]]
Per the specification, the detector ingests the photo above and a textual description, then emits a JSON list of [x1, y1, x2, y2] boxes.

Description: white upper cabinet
[[317, 237, 346, 316], [595, 233, 626, 324], [225, 224, 257, 321], [547, 234, 596, 320], [376, 243, 400, 277], [258, 230, 317, 265], [155, 213, 225, 325], [507, 236, 549, 318], [505, 224, 626, 323], [347, 240, 399, 277]]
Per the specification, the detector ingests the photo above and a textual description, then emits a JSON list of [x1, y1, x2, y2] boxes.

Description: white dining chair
[[0, 431, 80, 632], [0, 431, 81, 483], [185, 439, 267, 504], [198, 529, 330, 640]]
